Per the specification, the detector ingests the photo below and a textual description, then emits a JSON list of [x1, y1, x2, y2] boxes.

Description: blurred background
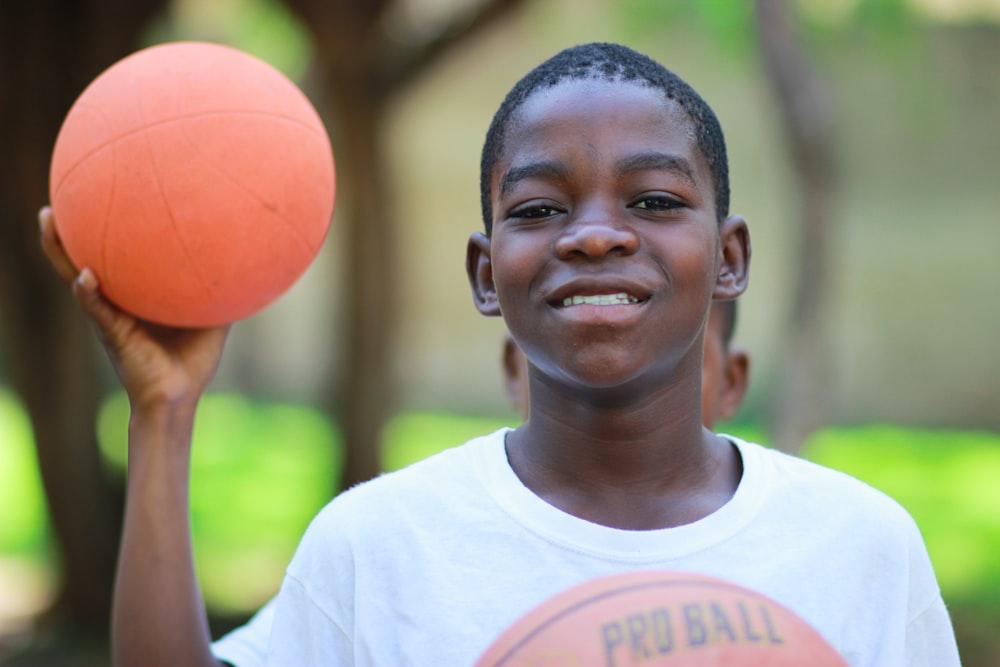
[[1, 0, 998, 664]]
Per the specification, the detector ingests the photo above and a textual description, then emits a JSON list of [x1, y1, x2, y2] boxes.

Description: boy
[[41, 42, 959, 666]]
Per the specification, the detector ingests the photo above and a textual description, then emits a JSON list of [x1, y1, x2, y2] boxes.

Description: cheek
[[660, 232, 720, 324], [491, 235, 540, 310], [683, 233, 722, 290]]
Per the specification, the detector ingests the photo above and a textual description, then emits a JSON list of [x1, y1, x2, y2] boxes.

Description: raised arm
[[40, 207, 229, 667]]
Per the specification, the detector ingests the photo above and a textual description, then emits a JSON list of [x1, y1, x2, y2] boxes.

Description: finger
[[72, 268, 137, 346], [38, 206, 82, 284]]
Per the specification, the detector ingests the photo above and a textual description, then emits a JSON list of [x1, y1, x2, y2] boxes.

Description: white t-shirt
[[212, 429, 960, 667]]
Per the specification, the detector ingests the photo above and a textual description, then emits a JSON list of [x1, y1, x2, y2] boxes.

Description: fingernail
[[38, 206, 51, 228], [77, 268, 98, 290]]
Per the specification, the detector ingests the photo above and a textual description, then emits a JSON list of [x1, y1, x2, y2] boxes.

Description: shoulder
[[725, 436, 948, 645], [295, 428, 510, 547], [734, 436, 906, 504], [728, 435, 925, 542], [279, 427, 512, 612], [211, 598, 276, 666], [342, 427, 508, 502]]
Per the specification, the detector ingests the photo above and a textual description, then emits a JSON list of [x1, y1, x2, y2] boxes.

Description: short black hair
[[479, 42, 730, 235]]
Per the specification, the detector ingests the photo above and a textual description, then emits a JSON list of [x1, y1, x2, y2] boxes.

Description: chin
[[560, 356, 651, 392]]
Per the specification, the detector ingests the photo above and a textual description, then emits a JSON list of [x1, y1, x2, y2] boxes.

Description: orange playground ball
[[476, 571, 849, 666], [49, 41, 335, 327]]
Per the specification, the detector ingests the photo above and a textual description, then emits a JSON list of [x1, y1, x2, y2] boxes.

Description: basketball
[[48, 41, 335, 327], [475, 570, 849, 666]]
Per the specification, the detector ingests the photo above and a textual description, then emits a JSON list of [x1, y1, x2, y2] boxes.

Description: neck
[[506, 368, 739, 530]]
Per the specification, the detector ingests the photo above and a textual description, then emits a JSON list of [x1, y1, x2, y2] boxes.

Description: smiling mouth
[[560, 292, 640, 307]]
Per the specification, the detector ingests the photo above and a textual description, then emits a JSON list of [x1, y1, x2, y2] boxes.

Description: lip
[[545, 276, 652, 308]]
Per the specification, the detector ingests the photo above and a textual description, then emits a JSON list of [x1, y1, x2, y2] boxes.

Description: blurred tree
[[617, 0, 841, 453], [283, 0, 527, 489], [752, 0, 840, 453], [0, 0, 168, 647]]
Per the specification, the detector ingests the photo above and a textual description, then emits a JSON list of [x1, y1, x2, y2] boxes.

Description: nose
[[554, 204, 639, 260]]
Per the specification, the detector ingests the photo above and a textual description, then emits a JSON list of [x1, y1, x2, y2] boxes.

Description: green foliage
[[803, 425, 1000, 604], [612, 0, 928, 63], [0, 388, 49, 557], [381, 411, 518, 472], [189, 396, 339, 611], [97, 391, 342, 612], [614, 0, 754, 57], [853, 0, 918, 31], [142, 0, 313, 81]]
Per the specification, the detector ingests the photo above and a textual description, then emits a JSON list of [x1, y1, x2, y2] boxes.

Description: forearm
[[39, 207, 230, 665], [112, 402, 224, 667]]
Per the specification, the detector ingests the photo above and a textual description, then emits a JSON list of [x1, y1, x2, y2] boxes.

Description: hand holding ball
[[49, 41, 335, 327]]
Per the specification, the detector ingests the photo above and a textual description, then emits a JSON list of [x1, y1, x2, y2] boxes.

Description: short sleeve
[[905, 596, 962, 667], [264, 572, 353, 666], [211, 598, 275, 667]]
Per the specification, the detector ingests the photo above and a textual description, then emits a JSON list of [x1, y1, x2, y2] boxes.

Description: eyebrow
[[499, 161, 569, 198], [615, 151, 697, 187]]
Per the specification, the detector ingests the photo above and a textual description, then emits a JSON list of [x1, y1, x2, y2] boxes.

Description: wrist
[[127, 398, 200, 456]]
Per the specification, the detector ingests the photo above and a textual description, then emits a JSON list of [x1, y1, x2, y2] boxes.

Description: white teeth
[[561, 293, 639, 307]]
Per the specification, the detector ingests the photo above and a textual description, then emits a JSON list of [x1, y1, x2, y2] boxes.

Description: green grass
[[2, 389, 999, 615]]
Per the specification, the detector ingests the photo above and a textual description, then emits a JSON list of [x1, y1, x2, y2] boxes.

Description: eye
[[631, 194, 683, 212], [509, 203, 563, 219]]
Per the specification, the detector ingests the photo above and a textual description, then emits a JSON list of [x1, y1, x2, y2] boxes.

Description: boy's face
[[470, 78, 746, 396]]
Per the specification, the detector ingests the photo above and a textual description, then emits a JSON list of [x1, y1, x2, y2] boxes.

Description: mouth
[[560, 292, 641, 307]]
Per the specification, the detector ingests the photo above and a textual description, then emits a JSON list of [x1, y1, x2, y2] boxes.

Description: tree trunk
[[0, 0, 166, 641], [752, 0, 840, 453], [283, 0, 396, 491], [286, 0, 527, 490], [319, 59, 397, 492]]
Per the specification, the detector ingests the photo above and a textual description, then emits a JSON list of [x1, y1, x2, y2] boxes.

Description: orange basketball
[[475, 571, 849, 666], [49, 41, 335, 327]]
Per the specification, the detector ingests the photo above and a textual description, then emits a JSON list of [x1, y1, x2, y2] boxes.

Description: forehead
[[499, 78, 703, 174]]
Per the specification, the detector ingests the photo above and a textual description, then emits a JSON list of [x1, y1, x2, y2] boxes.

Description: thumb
[[72, 268, 136, 347]]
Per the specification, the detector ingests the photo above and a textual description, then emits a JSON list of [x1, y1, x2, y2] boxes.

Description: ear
[[714, 215, 751, 300], [717, 346, 750, 422], [466, 232, 502, 316]]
